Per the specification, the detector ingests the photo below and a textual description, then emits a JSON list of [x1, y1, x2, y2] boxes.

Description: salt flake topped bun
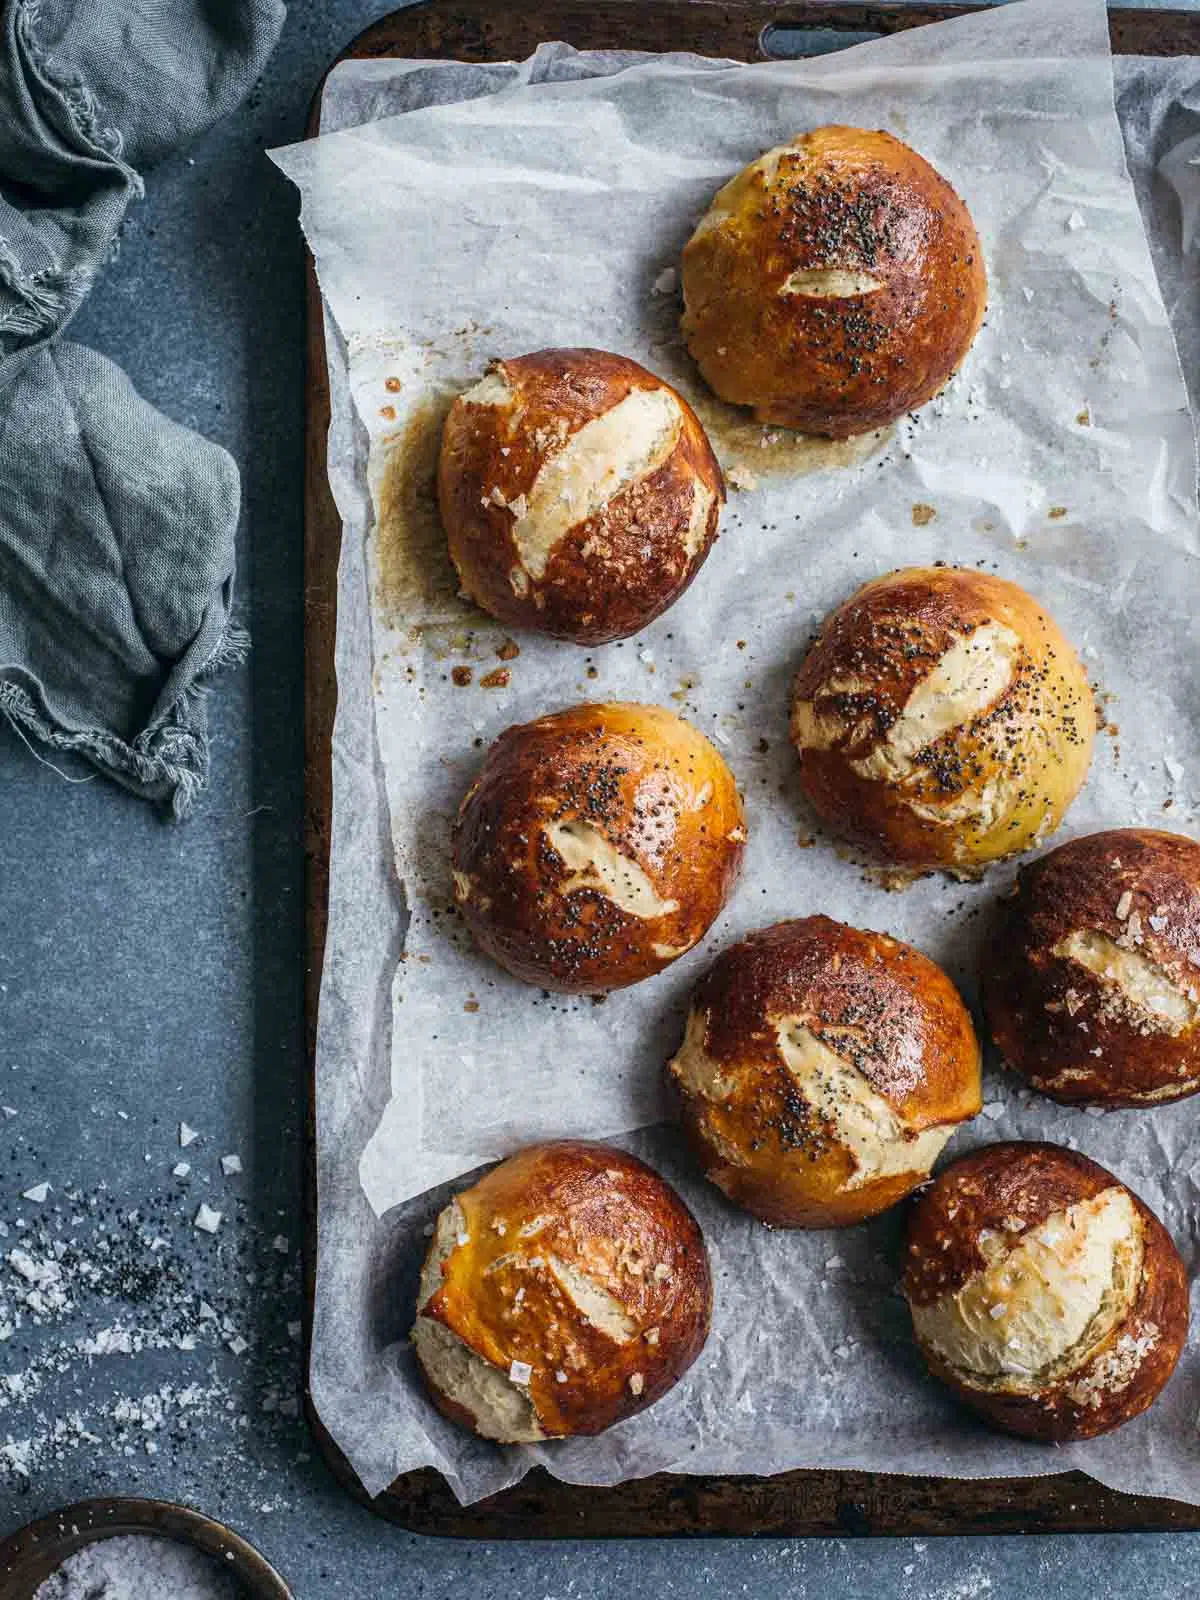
[[413, 1141, 712, 1441], [439, 349, 724, 644], [902, 1142, 1188, 1442], [984, 828, 1200, 1106]]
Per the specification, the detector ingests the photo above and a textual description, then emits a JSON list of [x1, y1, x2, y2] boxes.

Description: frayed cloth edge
[[0, 622, 249, 820]]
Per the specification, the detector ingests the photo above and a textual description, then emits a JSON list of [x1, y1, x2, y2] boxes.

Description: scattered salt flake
[[1165, 756, 1184, 783], [639, 648, 655, 666], [645, 1327, 660, 1346], [198, 1301, 218, 1321], [172, 1162, 191, 1178], [629, 1372, 645, 1396], [1, 1107, 16, 1118], [824, 1256, 843, 1270], [220, 1154, 243, 1176], [989, 1303, 1007, 1320], [287, 1321, 302, 1340], [980, 1102, 1006, 1120], [272, 1235, 289, 1254], [509, 1359, 532, 1384], [21, 1183, 49, 1204], [1149, 914, 1168, 933], [653, 1263, 671, 1281], [652, 266, 677, 294], [727, 464, 759, 492], [1085, 1105, 1107, 1117], [228, 1336, 249, 1356], [712, 726, 730, 745], [421, 1221, 435, 1237], [178, 1122, 199, 1148], [555, 1369, 568, 1383], [1066, 210, 1086, 230], [1021, 285, 1035, 302], [193, 1204, 223, 1235], [1115, 890, 1133, 920]]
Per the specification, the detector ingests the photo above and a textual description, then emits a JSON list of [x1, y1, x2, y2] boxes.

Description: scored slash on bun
[[902, 1142, 1188, 1442], [680, 126, 987, 437], [438, 349, 724, 644], [984, 828, 1200, 1106], [413, 1141, 712, 1442], [789, 566, 1095, 872], [452, 701, 746, 993], [667, 915, 982, 1227]]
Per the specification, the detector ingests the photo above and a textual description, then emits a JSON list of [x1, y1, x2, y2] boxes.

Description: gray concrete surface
[[2, 2, 1200, 1595]]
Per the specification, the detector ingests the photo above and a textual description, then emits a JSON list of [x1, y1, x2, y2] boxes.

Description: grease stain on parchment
[[685, 387, 892, 483], [371, 390, 474, 648]]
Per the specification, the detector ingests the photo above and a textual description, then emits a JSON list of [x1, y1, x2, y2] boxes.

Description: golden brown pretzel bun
[[984, 829, 1200, 1107], [667, 916, 981, 1227], [680, 126, 986, 437], [452, 702, 746, 993], [789, 567, 1094, 872], [412, 1141, 712, 1442], [902, 1142, 1188, 1442], [438, 349, 724, 644]]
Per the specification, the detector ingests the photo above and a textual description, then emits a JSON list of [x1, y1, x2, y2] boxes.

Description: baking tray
[[303, 0, 1200, 1537]]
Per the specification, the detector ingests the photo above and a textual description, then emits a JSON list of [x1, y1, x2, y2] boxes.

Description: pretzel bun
[[984, 829, 1200, 1107], [667, 916, 981, 1227], [438, 349, 724, 643], [789, 567, 1094, 871], [413, 1141, 712, 1442], [680, 127, 986, 437], [902, 1142, 1188, 1442], [452, 702, 746, 993]]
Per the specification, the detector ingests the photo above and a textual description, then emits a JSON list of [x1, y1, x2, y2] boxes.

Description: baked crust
[[439, 349, 724, 644], [902, 1142, 1188, 1442], [415, 1140, 712, 1439], [983, 829, 1200, 1106], [681, 126, 986, 437], [667, 915, 981, 1227], [452, 701, 746, 993], [789, 567, 1094, 871]]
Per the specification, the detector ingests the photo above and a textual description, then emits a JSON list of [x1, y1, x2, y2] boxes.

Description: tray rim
[[302, 0, 1200, 1539]]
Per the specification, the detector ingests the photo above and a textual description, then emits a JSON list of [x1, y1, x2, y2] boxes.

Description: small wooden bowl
[[0, 1497, 292, 1600]]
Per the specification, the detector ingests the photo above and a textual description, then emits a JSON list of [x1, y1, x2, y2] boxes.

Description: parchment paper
[[272, 0, 1200, 1505]]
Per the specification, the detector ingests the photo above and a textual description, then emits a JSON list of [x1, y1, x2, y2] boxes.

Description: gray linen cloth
[[0, 0, 284, 814]]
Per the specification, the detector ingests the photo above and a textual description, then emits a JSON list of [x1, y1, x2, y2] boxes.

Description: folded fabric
[[0, 0, 285, 815]]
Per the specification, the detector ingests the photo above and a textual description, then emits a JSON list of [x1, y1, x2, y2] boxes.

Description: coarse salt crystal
[[509, 1360, 532, 1384], [639, 649, 655, 666], [193, 1204, 223, 1235], [629, 1372, 645, 1396], [21, 1184, 49, 1204], [1, 1107, 15, 1118], [172, 1162, 191, 1178], [980, 1102, 1006, 1120], [455, 1231, 470, 1247], [653, 1263, 671, 1281], [178, 1123, 199, 1148], [1115, 891, 1133, 920], [555, 1369, 568, 1383], [1148, 914, 1168, 933], [1165, 756, 1184, 783], [653, 266, 677, 294], [272, 1235, 289, 1254], [645, 1327, 660, 1346], [220, 1154, 242, 1176], [228, 1336, 249, 1356], [1066, 210, 1086, 231], [989, 1303, 1007, 1320]]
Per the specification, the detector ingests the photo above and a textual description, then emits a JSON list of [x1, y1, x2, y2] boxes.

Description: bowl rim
[[0, 1495, 293, 1599]]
